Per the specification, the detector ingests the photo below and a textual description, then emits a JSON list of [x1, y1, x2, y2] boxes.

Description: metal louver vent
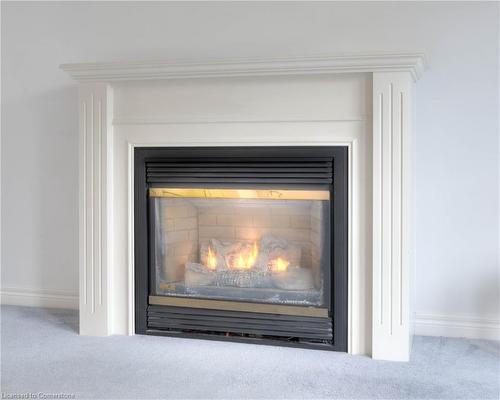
[[146, 158, 333, 185], [147, 305, 333, 342]]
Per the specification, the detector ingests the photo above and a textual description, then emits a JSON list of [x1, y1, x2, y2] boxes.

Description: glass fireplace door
[[150, 188, 330, 314]]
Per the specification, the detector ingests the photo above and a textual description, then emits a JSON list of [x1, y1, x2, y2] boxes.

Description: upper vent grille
[[146, 158, 333, 185]]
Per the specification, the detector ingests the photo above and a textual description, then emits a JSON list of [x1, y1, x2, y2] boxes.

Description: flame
[[206, 242, 290, 272], [207, 246, 217, 270], [236, 254, 246, 269], [247, 242, 258, 267], [273, 257, 289, 272], [231, 242, 259, 270]]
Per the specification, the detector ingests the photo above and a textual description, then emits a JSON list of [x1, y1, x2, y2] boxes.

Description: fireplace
[[64, 53, 423, 360], [134, 147, 347, 350]]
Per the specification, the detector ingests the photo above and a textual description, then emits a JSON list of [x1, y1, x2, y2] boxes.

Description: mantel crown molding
[[61, 53, 427, 82]]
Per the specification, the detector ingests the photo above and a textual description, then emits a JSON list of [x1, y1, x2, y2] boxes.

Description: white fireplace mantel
[[62, 53, 426, 361]]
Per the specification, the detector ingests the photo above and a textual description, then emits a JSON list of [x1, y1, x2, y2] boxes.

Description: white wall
[[1, 2, 498, 338]]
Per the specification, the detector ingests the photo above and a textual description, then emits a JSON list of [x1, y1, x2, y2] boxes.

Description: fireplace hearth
[[135, 147, 348, 350]]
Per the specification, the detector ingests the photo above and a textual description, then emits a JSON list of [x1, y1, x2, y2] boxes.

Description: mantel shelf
[[61, 53, 427, 82]]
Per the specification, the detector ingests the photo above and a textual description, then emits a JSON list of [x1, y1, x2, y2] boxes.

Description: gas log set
[[185, 235, 314, 290]]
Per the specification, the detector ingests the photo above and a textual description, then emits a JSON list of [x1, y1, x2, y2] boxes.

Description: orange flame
[[273, 257, 289, 272], [248, 242, 258, 267], [206, 242, 290, 272], [207, 246, 217, 270], [236, 254, 246, 269], [231, 242, 259, 270]]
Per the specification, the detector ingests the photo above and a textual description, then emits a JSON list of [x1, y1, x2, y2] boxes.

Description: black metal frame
[[134, 146, 348, 351]]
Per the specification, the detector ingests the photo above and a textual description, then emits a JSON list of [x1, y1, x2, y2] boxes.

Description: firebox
[[134, 147, 347, 351]]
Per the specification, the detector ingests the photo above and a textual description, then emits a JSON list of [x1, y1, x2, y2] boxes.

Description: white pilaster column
[[372, 72, 415, 361], [79, 83, 113, 335]]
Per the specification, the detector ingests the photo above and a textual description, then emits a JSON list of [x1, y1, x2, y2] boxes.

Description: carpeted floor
[[1, 306, 499, 399]]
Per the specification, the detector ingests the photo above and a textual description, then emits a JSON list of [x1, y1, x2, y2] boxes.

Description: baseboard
[[1, 289, 498, 341], [1, 287, 78, 310], [415, 313, 500, 341]]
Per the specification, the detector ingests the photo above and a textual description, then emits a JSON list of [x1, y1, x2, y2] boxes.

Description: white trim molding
[[1, 287, 78, 310], [114, 128, 368, 356], [415, 313, 500, 341], [63, 53, 426, 360], [61, 53, 427, 82]]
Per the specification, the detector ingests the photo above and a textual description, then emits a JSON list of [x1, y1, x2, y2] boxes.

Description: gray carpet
[[1, 306, 498, 399]]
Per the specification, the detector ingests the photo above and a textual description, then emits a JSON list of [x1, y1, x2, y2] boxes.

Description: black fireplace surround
[[134, 147, 348, 351]]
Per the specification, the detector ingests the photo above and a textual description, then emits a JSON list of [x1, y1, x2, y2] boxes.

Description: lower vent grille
[[147, 305, 332, 342]]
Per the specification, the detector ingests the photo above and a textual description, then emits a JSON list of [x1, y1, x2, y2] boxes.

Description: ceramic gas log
[[185, 236, 314, 290]]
